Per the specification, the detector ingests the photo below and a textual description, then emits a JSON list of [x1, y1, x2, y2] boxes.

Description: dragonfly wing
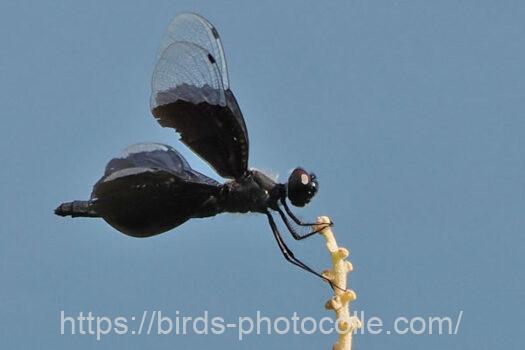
[[157, 12, 229, 89], [151, 16, 248, 180], [91, 143, 221, 237], [100, 143, 220, 186]]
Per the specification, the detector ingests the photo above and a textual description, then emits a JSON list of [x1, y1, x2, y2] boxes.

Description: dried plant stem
[[315, 216, 362, 350]]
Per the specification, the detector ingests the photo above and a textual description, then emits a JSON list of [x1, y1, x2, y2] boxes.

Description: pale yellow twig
[[315, 216, 362, 350]]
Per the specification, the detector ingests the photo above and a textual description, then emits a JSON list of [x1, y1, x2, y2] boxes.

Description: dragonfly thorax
[[219, 170, 281, 214]]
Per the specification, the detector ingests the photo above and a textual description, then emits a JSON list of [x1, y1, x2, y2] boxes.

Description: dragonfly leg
[[265, 211, 344, 291], [280, 198, 334, 227], [277, 207, 323, 241]]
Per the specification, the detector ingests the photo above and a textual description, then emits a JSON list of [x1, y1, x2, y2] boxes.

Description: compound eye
[[300, 173, 309, 185], [287, 167, 318, 207]]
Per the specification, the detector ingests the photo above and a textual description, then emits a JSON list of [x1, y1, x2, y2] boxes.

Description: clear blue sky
[[1, 0, 523, 349]]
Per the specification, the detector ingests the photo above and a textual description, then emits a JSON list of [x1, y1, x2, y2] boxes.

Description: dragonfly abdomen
[[55, 200, 99, 218]]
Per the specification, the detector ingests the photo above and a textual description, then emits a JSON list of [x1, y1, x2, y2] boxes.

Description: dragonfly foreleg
[[280, 197, 333, 227], [276, 207, 323, 241], [265, 211, 344, 291]]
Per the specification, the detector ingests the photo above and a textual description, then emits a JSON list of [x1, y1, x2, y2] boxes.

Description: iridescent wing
[[157, 12, 229, 89], [99, 143, 219, 186], [91, 144, 221, 237], [150, 13, 248, 180]]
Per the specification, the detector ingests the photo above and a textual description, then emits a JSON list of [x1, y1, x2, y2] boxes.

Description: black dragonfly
[[56, 13, 333, 286]]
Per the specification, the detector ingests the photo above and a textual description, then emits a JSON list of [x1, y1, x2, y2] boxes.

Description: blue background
[[1, 0, 523, 349]]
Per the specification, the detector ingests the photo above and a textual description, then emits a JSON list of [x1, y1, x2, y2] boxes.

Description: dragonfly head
[[287, 167, 318, 207]]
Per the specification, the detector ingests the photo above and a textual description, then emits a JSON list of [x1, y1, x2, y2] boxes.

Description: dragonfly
[[55, 13, 334, 287]]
